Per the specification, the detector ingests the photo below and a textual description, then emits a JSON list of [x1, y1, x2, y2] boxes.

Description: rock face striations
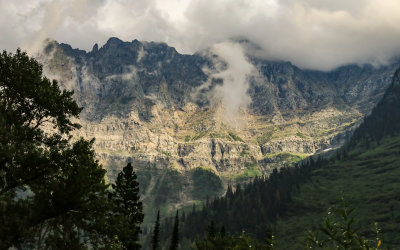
[[37, 37, 398, 208]]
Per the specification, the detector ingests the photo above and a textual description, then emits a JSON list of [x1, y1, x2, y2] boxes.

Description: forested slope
[[147, 67, 400, 249], [276, 67, 400, 249]]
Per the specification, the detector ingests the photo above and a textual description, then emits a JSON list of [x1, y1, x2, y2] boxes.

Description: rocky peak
[[37, 37, 399, 209], [91, 43, 99, 53]]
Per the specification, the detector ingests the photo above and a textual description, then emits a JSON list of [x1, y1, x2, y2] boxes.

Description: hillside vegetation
[[277, 68, 400, 249], [277, 135, 400, 249], [147, 68, 400, 249]]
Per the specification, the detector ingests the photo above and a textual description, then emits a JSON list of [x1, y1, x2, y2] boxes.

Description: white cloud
[[210, 41, 255, 117], [191, 41, 256, 126], [1, 0, 400, 70]]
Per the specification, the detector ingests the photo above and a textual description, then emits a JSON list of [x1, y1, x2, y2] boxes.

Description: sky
[[1, 0, 400, 70]]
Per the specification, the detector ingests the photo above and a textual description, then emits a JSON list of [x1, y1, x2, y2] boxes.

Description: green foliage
[[0, 49, 146, 249], [304, 198, 382, 249], [192, 132, 207, 141], [169, 160, 322, 246], [159, 66, 400, 249], [0, 49, 114, 248], [276, 136, 400, 248], [228, 131, 244, 142], [184, 132, 208, 142], [192, 168, 223, 200], [256, 129, 274, 144], [195, 222, 275, 250], [152, 170, 183, 205], [264, 152, 307, 166], [235, 165, 262, 181], [296, 131, 306, 139], [109, 162, 144, 250]]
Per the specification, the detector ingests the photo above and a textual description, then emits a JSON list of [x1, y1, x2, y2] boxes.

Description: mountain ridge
[[36, 37, 399, 212], [275, 65, 400, 249], [156, 65, 400, 249]]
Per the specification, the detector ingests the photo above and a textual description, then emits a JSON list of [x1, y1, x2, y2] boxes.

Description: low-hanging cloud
[[209, 41, 255, 119], [192, 41, 256, 127], [1, 0, 400, 70]]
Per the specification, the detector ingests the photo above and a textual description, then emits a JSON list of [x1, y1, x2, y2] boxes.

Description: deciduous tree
[[0, 49, 112, 249]]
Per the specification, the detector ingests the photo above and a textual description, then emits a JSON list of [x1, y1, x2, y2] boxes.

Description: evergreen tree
[[110, 163, 144, 250], [206, 220, 216, 238], [226, 184, 234, 199], [169, 210, 179, 250], [0, 49, 112, 249], [180, 210, 186, 222], [152, 210, 161, 250], [192, 204, 196, 214]]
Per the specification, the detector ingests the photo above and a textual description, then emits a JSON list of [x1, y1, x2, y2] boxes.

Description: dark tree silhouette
[[0, 49, 112, 249], [110, 163, 144, 250], [152, 210, 161, 250], [169, 211, 179, 250]]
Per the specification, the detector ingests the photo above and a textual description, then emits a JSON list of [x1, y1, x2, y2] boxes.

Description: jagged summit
[[37, 37, 399, 210]]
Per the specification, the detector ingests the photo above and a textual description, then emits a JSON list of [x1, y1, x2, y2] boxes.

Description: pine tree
[[192, 204, 196, 214], [111, 163, 144, 250], [206, 220, 216, 238], [226, 184, 233, 199], [220, 226, 226, 238], [180, 210, 186, 222], [169, 211, 179, 250], [152, 210, 161, 250]]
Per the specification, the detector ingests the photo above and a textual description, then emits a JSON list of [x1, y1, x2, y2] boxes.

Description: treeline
[[148, 157, 327, 248], [149, 65, 400, 249]]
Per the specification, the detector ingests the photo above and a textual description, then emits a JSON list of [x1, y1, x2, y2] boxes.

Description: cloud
[[193, 41, 256, 126], [210, 41, 255, 116], [1, 0, 400, 70]]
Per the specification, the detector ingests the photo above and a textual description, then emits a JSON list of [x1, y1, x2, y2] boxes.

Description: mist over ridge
[[2, 0, 400, 71], [37, 36, 399, 175]]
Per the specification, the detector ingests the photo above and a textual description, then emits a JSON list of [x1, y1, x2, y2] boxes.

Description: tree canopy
[[0, 49, 143, 249]]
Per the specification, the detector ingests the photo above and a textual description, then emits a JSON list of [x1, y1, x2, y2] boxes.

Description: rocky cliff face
[[37, 37, 398, 209]]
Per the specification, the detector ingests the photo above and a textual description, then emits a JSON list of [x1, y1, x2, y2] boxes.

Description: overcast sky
[[1, 0, 400, 70]]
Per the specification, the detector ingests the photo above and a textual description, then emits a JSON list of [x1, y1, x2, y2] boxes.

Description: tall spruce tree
[[169, 210, 179, 250], [152, 210, 161, 250], [110, 162, 144, 250]]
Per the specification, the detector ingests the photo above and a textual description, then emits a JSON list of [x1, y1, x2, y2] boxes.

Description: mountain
[[350, 68, 400, 146], [160, 66, 400, 249], [276, 67, 400, 249], [37, 37, 399, 213]]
